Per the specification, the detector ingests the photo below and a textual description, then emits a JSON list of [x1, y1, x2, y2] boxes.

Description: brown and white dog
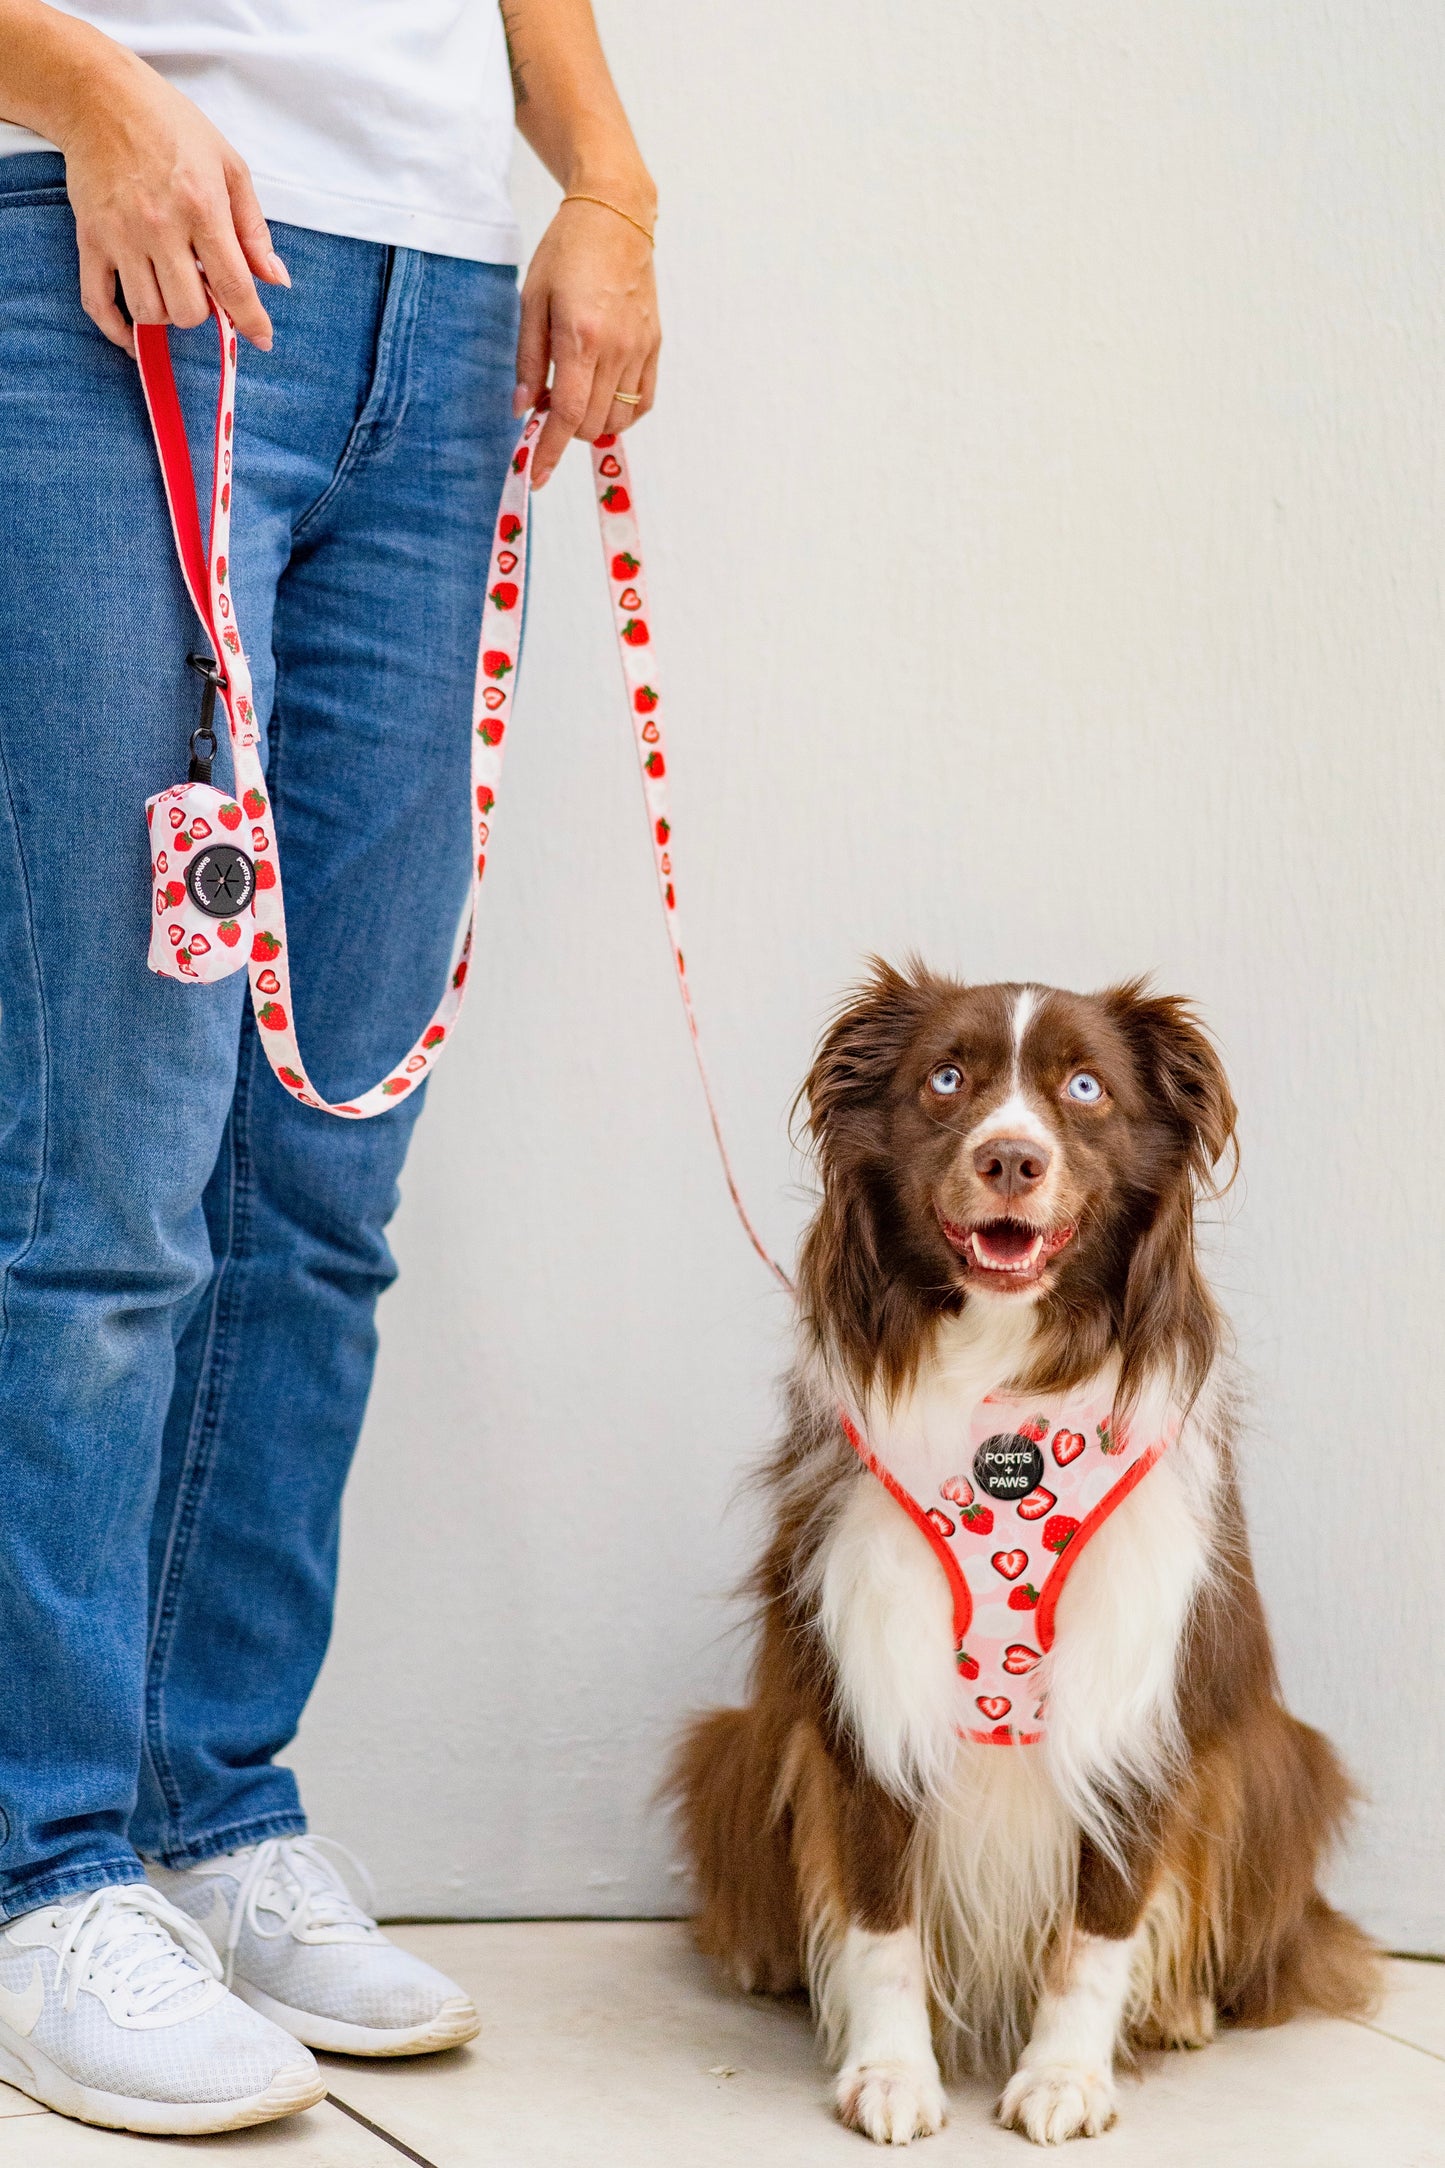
[[671, 963, 1377, 2146]]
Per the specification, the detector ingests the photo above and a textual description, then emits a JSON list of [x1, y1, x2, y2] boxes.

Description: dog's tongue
[[975, 1223, 1038, 1265]]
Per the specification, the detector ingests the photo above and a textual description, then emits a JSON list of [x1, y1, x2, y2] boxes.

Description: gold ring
[[611, 390, 642, 406]]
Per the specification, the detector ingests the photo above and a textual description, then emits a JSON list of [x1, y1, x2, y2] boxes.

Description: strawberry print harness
[[841, 1393, 1173, 1745]]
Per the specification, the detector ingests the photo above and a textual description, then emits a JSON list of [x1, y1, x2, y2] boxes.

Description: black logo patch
[[186, 843, 255, 918], [973, 1433, 1045, 1500]]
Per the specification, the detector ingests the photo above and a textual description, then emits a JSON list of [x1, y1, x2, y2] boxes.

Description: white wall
[[289, 2, 1445, 1952]]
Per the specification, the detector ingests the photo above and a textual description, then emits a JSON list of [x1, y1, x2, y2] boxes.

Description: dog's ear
[[796, 958, 955, 1398], [1102, 983, 1235, 1409], [797, 956, 949, 1175], [1104, 981, 1238, 1194]]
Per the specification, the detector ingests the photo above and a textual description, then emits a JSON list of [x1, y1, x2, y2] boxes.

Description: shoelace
[[222, 1837, 379, 1986], [54, 1885, 222, 2017]]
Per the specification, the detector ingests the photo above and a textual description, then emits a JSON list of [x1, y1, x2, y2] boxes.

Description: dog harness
[[842, 1393, 1172, 1745]]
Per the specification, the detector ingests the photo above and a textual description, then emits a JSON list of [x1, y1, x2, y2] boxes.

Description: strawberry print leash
[[134, 301, 789, 1285], [583, 410, 790, 1292]]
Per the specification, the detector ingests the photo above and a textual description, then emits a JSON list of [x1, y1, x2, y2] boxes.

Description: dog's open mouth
[[938, 1214, 1075, 1286]]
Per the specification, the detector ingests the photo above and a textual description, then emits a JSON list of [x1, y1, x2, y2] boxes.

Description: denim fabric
[[0, 153, 519, 1914]]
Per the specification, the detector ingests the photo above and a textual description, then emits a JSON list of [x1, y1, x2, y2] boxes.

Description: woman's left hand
[[515, 192, 659, 488]]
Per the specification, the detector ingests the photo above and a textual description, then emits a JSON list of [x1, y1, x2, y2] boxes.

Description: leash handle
[[135, 302, 790, 1284]]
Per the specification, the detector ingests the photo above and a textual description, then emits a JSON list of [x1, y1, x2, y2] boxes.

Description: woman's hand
[[60, 51, 288, 354], [501, 0, 658, 483], [0, 0, 286, 356], [516, 194, 660, 488]]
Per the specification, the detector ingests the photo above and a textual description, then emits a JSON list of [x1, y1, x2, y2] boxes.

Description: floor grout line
[[326, 2091, 443, 2168], [1349, 2017, 1445, 2067]]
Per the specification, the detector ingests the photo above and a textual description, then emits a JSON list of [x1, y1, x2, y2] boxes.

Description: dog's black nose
[[972, 1137, 1052, 1199]]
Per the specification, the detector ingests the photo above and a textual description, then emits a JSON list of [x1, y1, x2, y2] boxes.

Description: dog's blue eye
[[929, 1065, 963, 1096], [1066, 1072, 1104, 1103]]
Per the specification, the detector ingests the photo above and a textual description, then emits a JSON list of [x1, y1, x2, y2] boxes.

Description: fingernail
[[533, 465, 551, 490], [255, 334, 273, 352], [267, 254, 291, 288], [512, 383, 530, 419]]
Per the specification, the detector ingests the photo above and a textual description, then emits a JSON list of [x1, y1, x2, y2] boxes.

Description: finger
[[192, 209, 273, 348], [151, 243, 211, 329], [226, 159, 289, 288], [78, 241, 134, 354], [514, 279, 550, 419], [633, 340, 660, 420], [605, 348, 653, 433], [580, 348, 632, 443], [532, 340, 597, 489], [115, 252, 168, 326]]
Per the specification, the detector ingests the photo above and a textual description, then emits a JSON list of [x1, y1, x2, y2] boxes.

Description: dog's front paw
[[836, 2059, 947, 2145], [997, 2063, 1116, 2145]]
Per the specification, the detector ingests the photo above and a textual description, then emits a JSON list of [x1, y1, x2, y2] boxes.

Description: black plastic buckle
[[185, 652, 228, 785]]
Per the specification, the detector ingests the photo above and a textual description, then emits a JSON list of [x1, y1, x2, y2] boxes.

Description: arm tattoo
[[500, 0, 530, 105]]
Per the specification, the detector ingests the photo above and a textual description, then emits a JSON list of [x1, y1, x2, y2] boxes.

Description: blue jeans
[[0, 154, 519, 1918]]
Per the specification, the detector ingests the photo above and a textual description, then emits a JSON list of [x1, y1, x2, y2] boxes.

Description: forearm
[[0, 0, 141, 146], [501, 0, 654, 225]]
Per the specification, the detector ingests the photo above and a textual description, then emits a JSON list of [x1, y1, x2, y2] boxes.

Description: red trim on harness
[[839, 1411, 972, 1650], [1033, 1438, 1165, 1652]]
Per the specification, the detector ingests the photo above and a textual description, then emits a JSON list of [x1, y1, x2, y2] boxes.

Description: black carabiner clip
[[185, 651, 228, 785]]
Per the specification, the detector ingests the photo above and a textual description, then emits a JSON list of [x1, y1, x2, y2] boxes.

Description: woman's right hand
[[59, 48, 287, 354], [0, 0, 286, 354]]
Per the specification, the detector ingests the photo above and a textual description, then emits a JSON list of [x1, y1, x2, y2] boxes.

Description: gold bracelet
[[561, 192, 656, 246]]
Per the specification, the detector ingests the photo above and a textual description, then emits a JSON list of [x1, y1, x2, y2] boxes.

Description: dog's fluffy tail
[[1149, 1709, 1380, 2033], [664, 1705, 803, 1995], [1216, 1711, 1380, 2026]]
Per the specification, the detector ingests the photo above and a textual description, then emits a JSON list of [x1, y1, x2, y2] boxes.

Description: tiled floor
[[0, 1924, 1442, 2166]]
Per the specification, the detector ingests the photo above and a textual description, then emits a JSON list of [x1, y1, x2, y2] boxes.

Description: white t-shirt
[[0, 0, 519, 264]]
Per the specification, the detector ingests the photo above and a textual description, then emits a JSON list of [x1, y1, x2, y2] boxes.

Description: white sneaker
[[151, 1837, 481, 2057], [0, 1883, 325, 2134]]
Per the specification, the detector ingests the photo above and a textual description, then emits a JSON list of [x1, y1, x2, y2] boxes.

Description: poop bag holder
[[146, 655, 264, 983]]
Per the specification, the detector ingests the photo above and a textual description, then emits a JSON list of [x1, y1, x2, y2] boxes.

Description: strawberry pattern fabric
[[132, 300, 760, 1150], [144, 781, 255, 981], [841, 1390, 1174, 1745]]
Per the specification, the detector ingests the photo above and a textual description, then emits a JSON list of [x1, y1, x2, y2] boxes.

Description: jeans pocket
[[0, 152, 68, 210]]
